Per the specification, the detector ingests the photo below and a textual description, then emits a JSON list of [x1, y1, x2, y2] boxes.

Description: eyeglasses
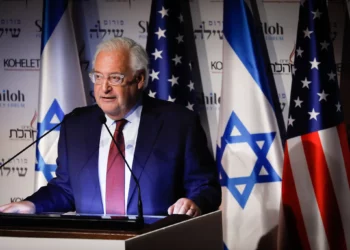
[[89, 72, 125, 86]]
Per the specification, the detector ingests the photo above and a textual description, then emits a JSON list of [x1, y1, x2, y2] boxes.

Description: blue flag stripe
[[224, 0, 275, 110], [41, 0, 68, 53]]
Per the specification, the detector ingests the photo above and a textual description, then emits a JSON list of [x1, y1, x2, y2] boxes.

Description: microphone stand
[[0, 122, 62, 170], [0, 108, 81, 170]]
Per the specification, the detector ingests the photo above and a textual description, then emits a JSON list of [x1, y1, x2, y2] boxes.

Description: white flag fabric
[[216, 0, 285, 249], [35, 0, 86, 190]]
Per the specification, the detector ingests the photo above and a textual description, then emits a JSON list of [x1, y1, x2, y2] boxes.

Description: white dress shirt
[[98, 104, 142, 214]]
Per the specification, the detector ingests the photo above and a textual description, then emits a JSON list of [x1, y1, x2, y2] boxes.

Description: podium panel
[[1, 237, 127, 250], [0, 211, 223, 250], [126, 210, 223, 250]]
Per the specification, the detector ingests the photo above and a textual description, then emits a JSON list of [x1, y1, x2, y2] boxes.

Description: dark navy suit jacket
[[27, 95, 221, 215]]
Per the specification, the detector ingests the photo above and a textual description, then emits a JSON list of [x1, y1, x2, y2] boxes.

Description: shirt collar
[[104, 96, 143, 127]]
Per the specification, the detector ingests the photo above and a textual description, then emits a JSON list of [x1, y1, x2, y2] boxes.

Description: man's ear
[[136, 70, 146, 90]]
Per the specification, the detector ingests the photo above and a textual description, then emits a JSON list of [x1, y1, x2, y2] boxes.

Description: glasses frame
[[89, 72, 126, 86]]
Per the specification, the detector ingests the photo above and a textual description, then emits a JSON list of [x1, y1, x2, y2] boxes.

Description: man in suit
[[0, 37, 221, 216]]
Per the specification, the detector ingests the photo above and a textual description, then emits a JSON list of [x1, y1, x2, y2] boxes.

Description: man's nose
[[101, 78, 112, 92]]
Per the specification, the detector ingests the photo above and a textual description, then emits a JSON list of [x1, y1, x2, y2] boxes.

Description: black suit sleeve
[[183, 115, 221, 213]]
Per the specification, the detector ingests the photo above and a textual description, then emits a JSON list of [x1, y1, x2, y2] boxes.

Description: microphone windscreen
[[99, 115, 107, 124]]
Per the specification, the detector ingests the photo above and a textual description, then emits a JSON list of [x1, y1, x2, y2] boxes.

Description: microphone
[[0, 107, 83, 170], [99, 115, 144, 226]]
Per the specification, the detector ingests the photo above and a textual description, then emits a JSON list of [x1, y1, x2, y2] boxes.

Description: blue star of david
[[35, 99, 64, 182], [216, 111, 281, 209]]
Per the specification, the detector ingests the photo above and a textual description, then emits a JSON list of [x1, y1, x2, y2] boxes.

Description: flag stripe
[[41, 0, 68, 53], [281, 0, 350, 248], [36, 0, 86, 187], [288, 136, 329, 250], [337, 124, 350, 189], [223, 0, 276, 111], [218, 37, 283, 250], [218, 1, 284, 249], [282, 142, 311, 250], [319, 126, 350, 249], [302, 132, 346, 250]]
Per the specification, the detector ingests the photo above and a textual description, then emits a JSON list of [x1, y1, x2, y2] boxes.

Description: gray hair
[[92, 37, 149, 89]]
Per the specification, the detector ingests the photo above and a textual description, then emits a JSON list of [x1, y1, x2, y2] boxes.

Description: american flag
[[145, 0, 197, 111], [279, 0, 350, 249]]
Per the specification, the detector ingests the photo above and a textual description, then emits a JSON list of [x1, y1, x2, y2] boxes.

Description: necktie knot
[[115, 119, 127, 132]]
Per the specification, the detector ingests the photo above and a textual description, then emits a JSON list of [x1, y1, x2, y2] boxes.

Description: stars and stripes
[[279, 0, 350, 249], [146, 0, 196, 111]]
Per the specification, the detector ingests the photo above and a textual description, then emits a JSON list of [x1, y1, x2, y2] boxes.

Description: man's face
[[94, 49, 144, 120]]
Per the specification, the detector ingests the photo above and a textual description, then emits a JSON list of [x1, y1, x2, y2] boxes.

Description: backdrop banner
[[0, 1, 348, 249]]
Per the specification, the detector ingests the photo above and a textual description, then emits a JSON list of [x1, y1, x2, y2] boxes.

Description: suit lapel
[[127, 96, 163, 209], [78, 106, 104, 213]]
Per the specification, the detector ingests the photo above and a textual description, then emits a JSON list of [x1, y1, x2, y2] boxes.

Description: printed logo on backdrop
[[270, 59, 294, 75], [211, 60, 222, 74], [3, 58, 40, 71], [9, 112, 37, 141], [9, 125, 36, 141], [0, 19, 21, 38], [0, 157, 28, 178], [196, 92, 221, 111], [0, 89, 26, 108], [35, 19, 42, 38], [194, 21, 223, 40], [89, 20, 124, 39], [138, 20, 224, 40], [278, 93, 287, 113], [138, 20, 148, 40], [263, 22, 284, 41]]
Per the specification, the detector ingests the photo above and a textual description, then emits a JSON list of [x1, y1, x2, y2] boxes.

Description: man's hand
[[168, 198, 201, 217], [0, 201, 35, 214]]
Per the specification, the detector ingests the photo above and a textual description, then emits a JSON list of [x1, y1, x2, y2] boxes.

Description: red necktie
[[106, 119, 127, 214]]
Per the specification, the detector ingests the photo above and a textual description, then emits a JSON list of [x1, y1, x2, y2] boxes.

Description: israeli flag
[[216, 0, 285, 249], [35, 0, 86, 189]]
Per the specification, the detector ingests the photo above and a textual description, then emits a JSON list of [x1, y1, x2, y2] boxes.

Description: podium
[[0, 211, 223, 250]]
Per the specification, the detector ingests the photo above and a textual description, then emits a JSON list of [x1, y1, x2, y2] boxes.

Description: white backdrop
[[0, 0, 348, 207]]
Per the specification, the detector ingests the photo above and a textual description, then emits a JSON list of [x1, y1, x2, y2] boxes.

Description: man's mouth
[[101, 96, 116, 100]]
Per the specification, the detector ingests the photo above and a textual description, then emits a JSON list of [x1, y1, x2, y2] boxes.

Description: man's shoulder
[[66, 104, 103, 122], [72, 104, 101, 114], [143, 95, 196, 119]]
